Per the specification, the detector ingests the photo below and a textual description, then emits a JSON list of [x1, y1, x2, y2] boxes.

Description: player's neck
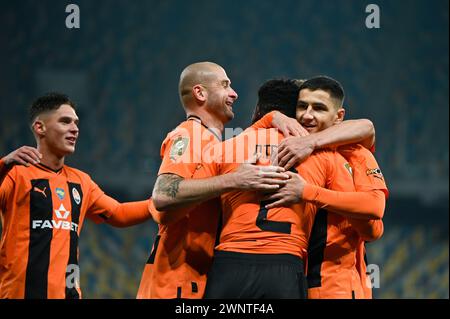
[[37, 145, 65, 171], [187, 110, 224, 134]]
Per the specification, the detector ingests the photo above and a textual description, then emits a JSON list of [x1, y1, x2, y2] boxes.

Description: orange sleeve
[[87, 189, 153, 227], [0, 159, 14, 209], [349, 218, 384, 241], [339, 145, 389, 198], [250, 111, 275, 129], [302, 185, 385, 219], [158, 123, 203, 178], [0, 158, 12, 187], [83, 177, 112, 223], [149, 198, 196, 225], [86, 195, 116, 223], [106, 199, 153, 227]]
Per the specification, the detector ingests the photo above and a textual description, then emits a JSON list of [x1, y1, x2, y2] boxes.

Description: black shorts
[[204, 250, 307, 299]]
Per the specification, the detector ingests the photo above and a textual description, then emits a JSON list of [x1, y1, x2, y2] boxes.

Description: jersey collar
[[187, 115, 222, 141], [33, 162, 63, 174]]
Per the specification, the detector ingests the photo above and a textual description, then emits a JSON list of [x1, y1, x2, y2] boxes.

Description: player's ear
[[192, 84, 207, 102], [334, 107, 345, 124], [32, 120, 46, 137]]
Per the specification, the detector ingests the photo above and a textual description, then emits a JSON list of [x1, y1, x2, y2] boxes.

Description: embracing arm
[[308, 119, 375, 151], [264, 172, 385, 220], [88, 193, 153, 228], [1, 146, 42, 186], [152, 173, 235, 211], [349, 218, 384, 241], [250, 111, 309, 137], [152, 164, 288, 211], [278, 119, 375, 169], [105, 199, 153, 228], [149, 198, 196, 225], [301, 184, 385, 220]]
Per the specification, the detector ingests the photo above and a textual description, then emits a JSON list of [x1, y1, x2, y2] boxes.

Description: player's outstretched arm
[[87, 188, 153, 227], [1, 146, 42, 185], [149, 200, 196, 225], [251, 111, 309, 137], [105, 199, 153, 228], [277, 119, 375, 169], [264, 172, 385, 220], [152, 163, 289, 212]]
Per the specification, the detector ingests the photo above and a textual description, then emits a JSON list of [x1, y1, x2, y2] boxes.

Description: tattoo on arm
[[155, 174, 182, 198]]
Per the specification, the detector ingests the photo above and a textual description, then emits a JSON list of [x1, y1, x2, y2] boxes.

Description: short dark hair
[[299, 76, 345, 106], [251, 79, 301, 124], [29, 93, 76, 124]]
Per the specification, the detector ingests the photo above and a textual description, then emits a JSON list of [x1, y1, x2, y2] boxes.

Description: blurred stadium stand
[[0, 0, 448, 298]]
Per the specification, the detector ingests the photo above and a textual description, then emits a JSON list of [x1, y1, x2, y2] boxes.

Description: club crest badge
[[344, 163, 353, 176], [72, 187, 81, 205]]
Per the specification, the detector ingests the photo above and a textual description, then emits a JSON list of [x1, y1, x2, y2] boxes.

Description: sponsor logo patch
[[170, 136, 189, 161], [366, 168, 384, 180], [55, 203, 70, 219]]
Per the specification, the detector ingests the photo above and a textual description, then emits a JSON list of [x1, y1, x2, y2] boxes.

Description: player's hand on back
[[232, 162, 289, 191], [272, 111, 309, 138], [277, 136, 315, 170], [263, 172, 307, 209], [2, 146, 42, 168]]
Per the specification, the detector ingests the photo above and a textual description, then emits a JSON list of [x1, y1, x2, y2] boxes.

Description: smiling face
[[203, 66, 238, 123], [179, 62, 239, 126], [34, 104, 80, 157], [296, 89, 345, 133]]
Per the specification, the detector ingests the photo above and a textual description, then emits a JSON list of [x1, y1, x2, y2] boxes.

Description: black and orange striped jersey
[[0, 161, 125, 299], [307, 144, 388, 299], [137, 116, 222, 299], [202, 128, 356, 260]]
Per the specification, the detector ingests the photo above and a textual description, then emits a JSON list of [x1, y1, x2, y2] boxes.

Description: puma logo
[[33, 186, 47, 198]]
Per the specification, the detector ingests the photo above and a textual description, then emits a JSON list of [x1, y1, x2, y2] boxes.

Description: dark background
[[0, 0, 448, 298]]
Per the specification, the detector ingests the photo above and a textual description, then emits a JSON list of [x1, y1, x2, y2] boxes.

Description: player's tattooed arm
[[152, 166, 288, 212], [153, 172, 211, 211], [154, 174, 182, 199]]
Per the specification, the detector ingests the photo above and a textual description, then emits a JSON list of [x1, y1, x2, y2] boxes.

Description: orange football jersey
[[0, 162, 121, 299], [137, 117, 222, 299]]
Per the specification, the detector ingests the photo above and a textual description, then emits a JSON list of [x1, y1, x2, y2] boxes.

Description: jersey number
[[256, 200, 291, 234], [255, 167, 298, 234]]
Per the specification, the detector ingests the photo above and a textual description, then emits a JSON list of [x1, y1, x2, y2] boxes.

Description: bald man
[[136, 62, 289, 299]]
